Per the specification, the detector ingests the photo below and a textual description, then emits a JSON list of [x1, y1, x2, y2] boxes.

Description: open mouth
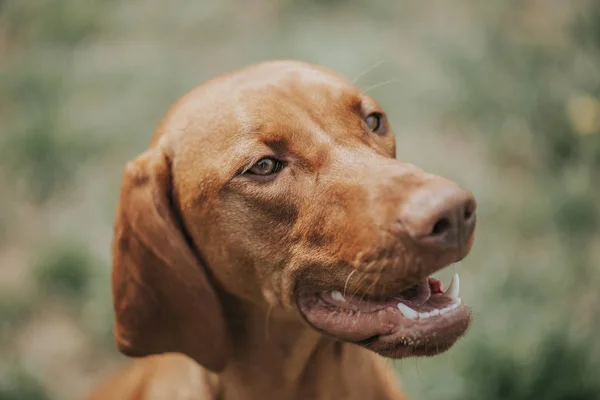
[[296, 272, 471, 357]]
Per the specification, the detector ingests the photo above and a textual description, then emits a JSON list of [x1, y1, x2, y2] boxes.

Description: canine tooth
[[445, 273, 460, 299], [419, 311, 431, 319], [397, 303, 419, 320], [331, 291, 346, 302], [430, 309, 440, 316]]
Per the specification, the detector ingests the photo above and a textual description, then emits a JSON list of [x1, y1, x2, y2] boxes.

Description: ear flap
[[111, 148, 231, 372]]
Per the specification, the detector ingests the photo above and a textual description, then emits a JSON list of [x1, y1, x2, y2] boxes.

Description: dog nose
[[399, 181, 476, 249]]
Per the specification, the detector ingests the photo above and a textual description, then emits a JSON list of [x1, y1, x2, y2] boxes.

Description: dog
[[85, 60, 476, 400]]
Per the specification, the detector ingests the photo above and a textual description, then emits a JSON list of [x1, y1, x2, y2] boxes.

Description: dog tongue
[[428, 277, 446, 294], [394, 279, 431, 307]]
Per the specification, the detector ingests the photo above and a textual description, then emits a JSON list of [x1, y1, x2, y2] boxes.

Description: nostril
[[463, 199, 476, 223], [464, 207, 472, 221], [431, 217, 452, 236]]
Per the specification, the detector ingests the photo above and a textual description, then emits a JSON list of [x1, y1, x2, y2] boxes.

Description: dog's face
[[112, 61, 476, 371], [166, 61, 476, 359]]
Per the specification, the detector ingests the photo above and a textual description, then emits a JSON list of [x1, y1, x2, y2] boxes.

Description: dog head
[[112, 61, 476, 371]]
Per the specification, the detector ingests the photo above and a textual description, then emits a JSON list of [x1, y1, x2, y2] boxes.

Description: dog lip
[[295, 273, 471, 357]]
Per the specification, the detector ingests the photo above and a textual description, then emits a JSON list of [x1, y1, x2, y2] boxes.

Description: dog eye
[[365, 112, 384, 133], [246, 158, 283, 175]]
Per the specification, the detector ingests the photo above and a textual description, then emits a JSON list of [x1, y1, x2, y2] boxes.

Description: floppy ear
[[111, 147, 231, 372]]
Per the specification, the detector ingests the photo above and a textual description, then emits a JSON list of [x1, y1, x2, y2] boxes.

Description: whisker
[[348, 261, 370, 297], [361, 79, 400, 95], [343, 269, 356, 297], [360, 261, 385, 302], [351, 258, 377, 298], [415, 357, 425, 384], [363, 242, 393, 301], [352, 60, 388, 84]]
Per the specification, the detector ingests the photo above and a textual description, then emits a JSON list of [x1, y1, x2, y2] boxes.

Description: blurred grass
[[463, 333, 600, 400], [34, 242, 94, 300], [0, 366, 51, 400], [1, 0, 599, 399]]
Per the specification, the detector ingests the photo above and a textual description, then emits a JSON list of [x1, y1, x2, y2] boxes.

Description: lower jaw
[[356, 309, 472, 358], [357, 330, 465, 358]]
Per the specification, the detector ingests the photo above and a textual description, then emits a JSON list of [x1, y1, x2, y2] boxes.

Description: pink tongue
[[395, 279, 431, 306], [428, 277, 446, 294]]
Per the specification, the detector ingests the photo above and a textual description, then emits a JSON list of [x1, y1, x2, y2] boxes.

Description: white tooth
[[445, 273, 460, 299], [419, 311, 431, 319], [440, 307, 450, 315], [331, 291, 346, 302], [397, 303, 419, 320], [430, 309, 440, 316]]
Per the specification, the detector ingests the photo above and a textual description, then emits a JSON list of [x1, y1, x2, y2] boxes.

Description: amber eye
[[246, 158, 283, 176], [365, 112, 384, 132]]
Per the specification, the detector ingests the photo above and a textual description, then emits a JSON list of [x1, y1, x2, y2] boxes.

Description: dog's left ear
[[111, 147, 231, 372]]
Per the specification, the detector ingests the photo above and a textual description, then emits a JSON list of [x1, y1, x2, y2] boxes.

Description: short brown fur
[[85, 60, 476, 400]]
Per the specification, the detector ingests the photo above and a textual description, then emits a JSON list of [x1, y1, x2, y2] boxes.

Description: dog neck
[[214, 294, 405, 400]]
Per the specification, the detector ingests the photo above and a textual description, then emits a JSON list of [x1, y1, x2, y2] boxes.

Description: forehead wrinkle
[[282, 78, 364, 139], [233, 71, 365, 166], [249, 95, 334, 146], [237, 98, 333, 173]]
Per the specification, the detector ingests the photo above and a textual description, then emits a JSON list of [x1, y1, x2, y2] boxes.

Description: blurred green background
[[1, 1, 599, 399]]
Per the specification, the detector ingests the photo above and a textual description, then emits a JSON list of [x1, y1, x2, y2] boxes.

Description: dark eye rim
[[244, 157, 285, 176], [365, 112, 386, 133]]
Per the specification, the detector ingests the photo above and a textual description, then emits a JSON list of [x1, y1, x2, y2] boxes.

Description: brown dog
[[86, 60, 476, 400]]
